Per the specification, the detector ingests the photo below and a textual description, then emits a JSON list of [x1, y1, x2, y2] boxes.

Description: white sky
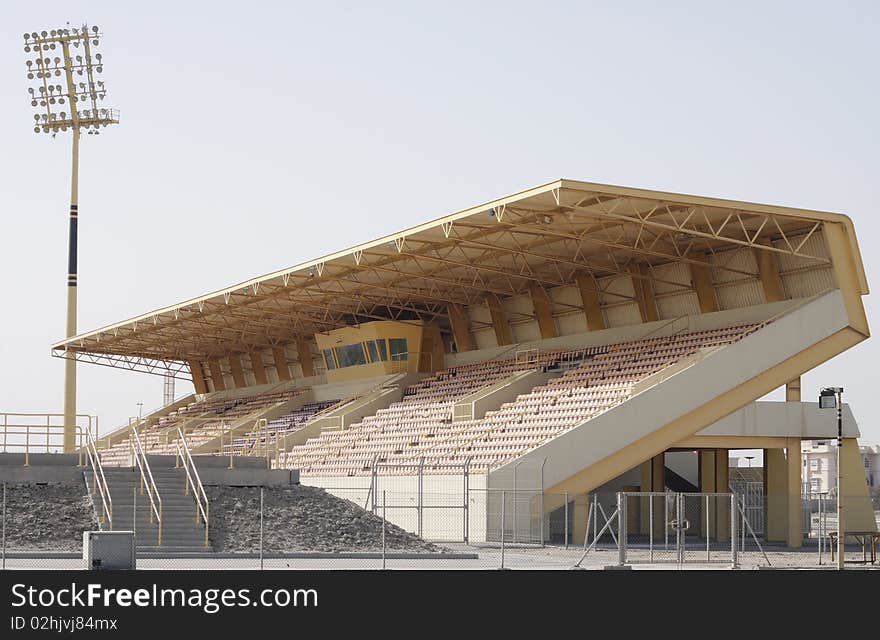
[[1, 2, 877, 444]]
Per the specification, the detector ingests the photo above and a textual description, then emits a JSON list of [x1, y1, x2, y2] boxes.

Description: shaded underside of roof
[[52, 178, 867, 371]]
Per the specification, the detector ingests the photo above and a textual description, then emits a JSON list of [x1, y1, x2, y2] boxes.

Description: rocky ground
[[2, 482, 97, 551], [207, 485, 443, 553]]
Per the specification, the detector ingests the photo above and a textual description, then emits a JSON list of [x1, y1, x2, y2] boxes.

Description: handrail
[[96, 395, 194, 450], [80, 425, 113, 530], [1, 413, 97, 465], [640, 314, 690, 340], [175, 427, 210, 548], [130, 423, 163, 546]]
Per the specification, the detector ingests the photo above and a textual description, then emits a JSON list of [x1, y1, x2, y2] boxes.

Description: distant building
[[801, 441, 880, 493]]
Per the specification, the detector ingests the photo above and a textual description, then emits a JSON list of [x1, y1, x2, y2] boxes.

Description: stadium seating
[[220, 399, 341, 455], [99, 389, 305, 465], [280, 324, 758, 476]]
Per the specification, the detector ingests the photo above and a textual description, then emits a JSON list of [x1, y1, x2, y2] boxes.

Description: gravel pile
[[2, 482, 97, 551], [207, 485, 443, 553]]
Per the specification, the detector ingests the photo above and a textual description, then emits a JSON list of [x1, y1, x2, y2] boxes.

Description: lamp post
[[819, 386, 844, 570], [23, 24, 119, 452]]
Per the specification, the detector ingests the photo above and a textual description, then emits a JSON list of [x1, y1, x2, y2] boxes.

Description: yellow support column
[[575, 273, 606, 331], [447, 303, 474, 352], [228, 354, 246, 389], [630, 264, 659, 323], [755, 245, 785, 303], [572, 493, 589, 546], [785, 377, 801, 402], [764, 448, 787, 542], [528, 283, 558, 339], [486, 293, 513, 346], [187, 360, 208, 395], [786, 438, 803, 548], [699, 450, 716, 538], [207, 359, 226, 392], [273, 347, 291, 381], [249, 352, 268, 386], [296, 338, 315, 378], [690, 260, 718, 313]]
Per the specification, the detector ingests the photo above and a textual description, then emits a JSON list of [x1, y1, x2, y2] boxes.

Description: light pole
[[23, 24, 119, 452], [819, 386, 844, 570]]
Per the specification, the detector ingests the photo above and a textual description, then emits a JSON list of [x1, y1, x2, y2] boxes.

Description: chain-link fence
[[1, 480, 878, 570]]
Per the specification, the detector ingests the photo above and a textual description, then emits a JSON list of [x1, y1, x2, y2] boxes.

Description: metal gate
[[575, 491, 768, 568]]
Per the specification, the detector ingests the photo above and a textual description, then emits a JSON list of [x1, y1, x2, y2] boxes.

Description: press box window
[[365, 339, 389, 362], [323, 349, 337, 370], [335, 343, 367, 368], [389, 338, 408, 361]]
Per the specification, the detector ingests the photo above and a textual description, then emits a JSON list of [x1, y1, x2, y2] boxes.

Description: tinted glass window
[[323, 349, 337, 370], [335, 343, 367, 368], [389, 338, 408, 361], [365, 340, 380, 363]]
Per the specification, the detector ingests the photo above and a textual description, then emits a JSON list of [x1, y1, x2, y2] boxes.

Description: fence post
[[500, 490, 507, 569], [649, 492, 654, 563], [259, 487, 264, 571], [731, 494, 738, 569], [132, 487, 137, 542], [617, 492, 626, 566], [463, 461, 470, 545], [564, 492, 569, 550], [417, 458, 424, 538], [512, 465, 517, 544], [382, 490, 386, 570], [705, 494, 710, 563], [2, 482, 6, 571]]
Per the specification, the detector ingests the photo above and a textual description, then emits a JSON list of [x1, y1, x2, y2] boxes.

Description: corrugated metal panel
[[652, 262, 701, 319], [774, 230, 835, 298], [710, 247, 757, 283], [657, 292, 701, 319], [511, 320, 541, 343], [774, 230, 829, 272], [467, 302, 492, 328], [604, 303, 642, 327], [709, 247, 763, 310], [716, 280, 764, 310], [598, 274, 640, 327], [556, 313, 588, 335], [473, 328, 497, 350], [548, 284, 581, 309], [466, 303, 496, 349], [652, 262, 692, 295], [548, 285, 588, 336], [782, 268, 835, 298], [502, 293, 533, 320], [503, 292, 541, 342]]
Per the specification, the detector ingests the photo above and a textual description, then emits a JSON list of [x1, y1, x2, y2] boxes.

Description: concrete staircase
[[84, 460, 209, 553]]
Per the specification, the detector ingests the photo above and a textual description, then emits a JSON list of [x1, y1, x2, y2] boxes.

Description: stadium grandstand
[[47, 178, 875, 549]]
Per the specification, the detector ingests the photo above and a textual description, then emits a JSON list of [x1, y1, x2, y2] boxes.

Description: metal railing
[[174, 427, 210, 548], [130, 423, 163, 546], [0, 412, 97, 465], [390, 351, 432, 374], [81, 425, 112, 530]]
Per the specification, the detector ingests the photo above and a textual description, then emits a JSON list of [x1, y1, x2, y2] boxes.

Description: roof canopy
[[52, 178, 867, 378]]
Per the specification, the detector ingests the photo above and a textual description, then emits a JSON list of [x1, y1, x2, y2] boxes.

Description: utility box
[[82, 531, 136, 570]]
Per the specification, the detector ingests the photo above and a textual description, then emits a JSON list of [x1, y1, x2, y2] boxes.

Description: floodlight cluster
[[23, 24, 118, 135]]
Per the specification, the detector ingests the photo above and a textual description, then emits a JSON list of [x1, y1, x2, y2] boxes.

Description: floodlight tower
[[23, 24, 119, 452]]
